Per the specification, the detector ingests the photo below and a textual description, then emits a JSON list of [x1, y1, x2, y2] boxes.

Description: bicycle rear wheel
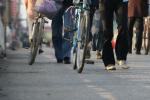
[[76, 13, 90, 73]]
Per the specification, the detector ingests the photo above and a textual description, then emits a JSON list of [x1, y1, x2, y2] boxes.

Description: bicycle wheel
[[76, 13, 90, 73], [28, 19, 44, 65], [73, 46, 77, 70]]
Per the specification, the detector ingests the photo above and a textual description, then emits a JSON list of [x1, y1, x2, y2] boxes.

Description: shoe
[[117, 60, 129, 69], [85, 49, 91, 59], [105, 64, 116, 71], [39, 49, 44, 54], [96, 51, 102, 59], [57, 59, 63, 63], [136, 51, 141, 55], [128, 50, 132, 54], [63, 57, 71, 64], [85, 43, 91, 59]]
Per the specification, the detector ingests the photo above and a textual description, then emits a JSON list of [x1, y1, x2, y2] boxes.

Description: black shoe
[[128, 51, 132, 54], [39, 49, 44, 54], [57, 59, 63, 63], [63, 57, 71, 64], [136, 51, 141, 55]]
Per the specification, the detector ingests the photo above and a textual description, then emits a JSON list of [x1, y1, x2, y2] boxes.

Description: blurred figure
[[91, 9, 104, 59], [99, 0, 129, 70], [24, 0, 44, 53], [24, 0, 37, 41], [0, 0, 5, 58], [85, 0, 99, 59], [128, 0, 148, 54]]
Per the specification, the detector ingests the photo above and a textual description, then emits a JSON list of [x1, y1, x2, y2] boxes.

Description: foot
[[96, 51, 102, 59], [105, 64, 116, 71], [136, 51, 141, 55], [57, 59, 63, 63], [117, 60, 129, 69], [128, 51, 132, 54], [85, 43, 91, 59], [39, 49, 44, 54], [85, 50, 91, 59], [63, 57, 71, 64]]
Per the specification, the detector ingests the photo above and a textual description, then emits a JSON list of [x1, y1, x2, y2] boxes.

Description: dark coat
[[128, 0, 148, 17]]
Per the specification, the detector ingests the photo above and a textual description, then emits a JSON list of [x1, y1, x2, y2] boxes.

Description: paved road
[[1, 47, 150, 100]]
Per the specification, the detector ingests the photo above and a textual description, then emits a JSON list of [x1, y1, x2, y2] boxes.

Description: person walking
[[128, 0, 148, 54], [99, 0, 129, 70], [51, 0, 73, 64]]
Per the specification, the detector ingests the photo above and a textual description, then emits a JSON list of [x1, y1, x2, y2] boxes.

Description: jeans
[[51, 8, 74, 60]]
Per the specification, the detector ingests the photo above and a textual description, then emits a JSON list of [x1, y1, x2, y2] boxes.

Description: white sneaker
[[105, 64, 116, 70], [117, 60, 129, 69]]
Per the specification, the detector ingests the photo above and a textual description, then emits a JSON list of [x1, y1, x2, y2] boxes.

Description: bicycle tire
[[73, 47, 77, 70], [28, 18, 44, 65], [76, 13, 90, 73]]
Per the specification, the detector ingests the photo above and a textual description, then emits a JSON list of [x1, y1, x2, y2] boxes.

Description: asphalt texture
[[1, 47, 150, 100]]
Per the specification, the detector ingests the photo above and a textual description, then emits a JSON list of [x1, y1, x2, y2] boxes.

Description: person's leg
[[51, 9, 64, 62], [114, 2, 129, 61], [62, 7, 76, 64], [62, 31, 73, 64], [92, 33, 97, 51], [96, 19, 103, 59], [128, 17, 135, 53], [27, 16, 34, 41], [135, 17, 144, 54], [100, 0, 115, 67], [86, 5, 96, 58], [97, 14, 104, 52]]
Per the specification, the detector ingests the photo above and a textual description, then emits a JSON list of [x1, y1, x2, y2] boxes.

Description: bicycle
[[143, 16, 150, 55], [70, 0, 91, 73], [28, 14, 48, 65]]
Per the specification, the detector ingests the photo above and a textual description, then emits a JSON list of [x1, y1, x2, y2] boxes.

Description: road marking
[[87, 85, 116, 100]]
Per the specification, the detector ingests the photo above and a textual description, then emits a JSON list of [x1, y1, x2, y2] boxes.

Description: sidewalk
[[1, 48, 150, 100]]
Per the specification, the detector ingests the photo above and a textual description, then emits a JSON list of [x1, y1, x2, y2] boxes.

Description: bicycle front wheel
[[28, 19, 44, 65], [76, 13, 90, 73]]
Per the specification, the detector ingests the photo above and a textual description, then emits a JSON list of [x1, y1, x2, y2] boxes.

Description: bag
[[35, 0, 63, 19]]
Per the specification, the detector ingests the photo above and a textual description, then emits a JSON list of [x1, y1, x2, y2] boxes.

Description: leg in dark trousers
[[51, 9, 64, 62], [100, 0, 128, 69], [128, 17, 136, 53], [135, 17, 144, 54]]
